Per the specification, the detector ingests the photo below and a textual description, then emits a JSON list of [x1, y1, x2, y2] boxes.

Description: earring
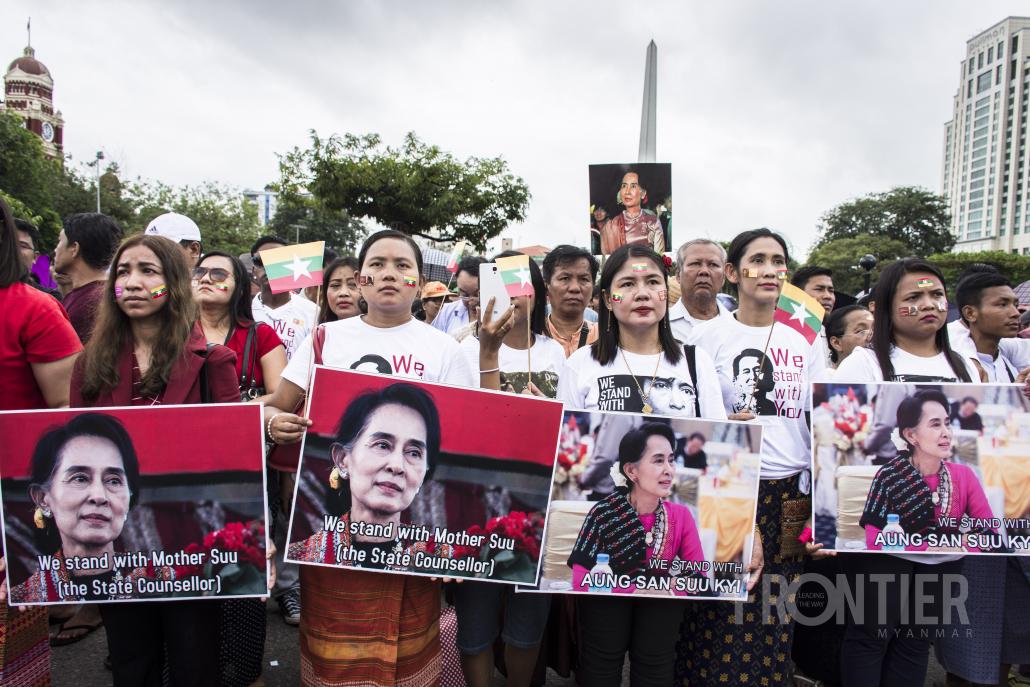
[[329, 468, 340, 490], [34, 507, 50, 529]]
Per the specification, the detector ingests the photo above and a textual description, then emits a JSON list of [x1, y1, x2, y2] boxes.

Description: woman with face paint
[[193, 251, 286, 402], [263, 229, 474, 687], [70, 233, 241, 687], [677, 228, 829, 686]]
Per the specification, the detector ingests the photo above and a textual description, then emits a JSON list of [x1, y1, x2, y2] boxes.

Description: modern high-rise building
[[942, 17, 1030, 255]]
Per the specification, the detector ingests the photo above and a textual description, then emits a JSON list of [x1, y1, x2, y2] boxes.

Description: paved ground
[[51, 601, 947, 686]]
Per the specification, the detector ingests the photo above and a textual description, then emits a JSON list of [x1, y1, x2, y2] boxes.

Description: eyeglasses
[[193, 266, 232, 283]]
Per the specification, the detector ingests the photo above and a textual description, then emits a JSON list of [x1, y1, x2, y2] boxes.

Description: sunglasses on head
[[193, 266, 232, 283]]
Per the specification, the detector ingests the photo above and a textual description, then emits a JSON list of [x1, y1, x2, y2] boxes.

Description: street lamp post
[[93, 151, 105, 213]]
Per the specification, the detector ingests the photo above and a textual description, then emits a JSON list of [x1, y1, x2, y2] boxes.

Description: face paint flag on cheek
[[656, 289, 667, 301], [359, 275, 373, 286], [114, 286, 124, 298], [743, 268, 761, 278], [214, 282, 231, 292], [610, 292, 624, 303], [936, 300, 948, 312], [403, 276, 418, 287], [898, 306, 920, 316], [150, 285, 168, 300], [776, 268, 789, 280]]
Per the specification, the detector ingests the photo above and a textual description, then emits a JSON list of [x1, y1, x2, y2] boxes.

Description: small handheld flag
[[258, 241, 325, 294], [773, 282, 825, 345], [446, 241, 467, 273], [495, 255, 534, 297]]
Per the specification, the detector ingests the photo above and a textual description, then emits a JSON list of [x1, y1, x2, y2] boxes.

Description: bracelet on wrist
[[266, 412, 283, 443], [479, 367, 500, 374]]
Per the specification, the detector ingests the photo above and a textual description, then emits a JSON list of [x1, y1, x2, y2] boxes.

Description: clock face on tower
[[41, 122, 54, 142]]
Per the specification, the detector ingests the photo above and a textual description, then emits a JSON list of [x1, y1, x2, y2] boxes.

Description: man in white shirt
[[792, 265, 836, 368], [144, 212, 203, 268], [432, 256, 486, 335], [668, 239, 731, 343], [954, 271, 1027, 382], [249, 235, 318, 362]]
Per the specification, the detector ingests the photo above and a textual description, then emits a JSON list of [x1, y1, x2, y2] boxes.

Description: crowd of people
[[2, 195, 1030, 686]]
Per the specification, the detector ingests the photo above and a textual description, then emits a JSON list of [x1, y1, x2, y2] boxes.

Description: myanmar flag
[[773, 282, 825, 344], [495, 254, 534, 297], [259, 241, 325, 294], [446, 240, 467, 273]]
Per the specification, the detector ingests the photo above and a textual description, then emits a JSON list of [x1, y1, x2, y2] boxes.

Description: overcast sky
[[4, 1, 1028, 258]]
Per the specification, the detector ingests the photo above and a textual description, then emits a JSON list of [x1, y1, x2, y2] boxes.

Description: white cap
[[144, 212, 201, 243]]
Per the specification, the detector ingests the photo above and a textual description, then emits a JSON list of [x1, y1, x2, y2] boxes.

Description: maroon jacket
[[71, 324, 239, 407]]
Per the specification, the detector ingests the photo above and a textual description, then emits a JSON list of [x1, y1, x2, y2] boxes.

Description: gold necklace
[[618, 345, 663, 414], [548, 314, 583, 342]]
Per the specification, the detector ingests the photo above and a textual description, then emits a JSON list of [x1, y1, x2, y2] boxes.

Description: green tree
[[268, 194, 366, 255], [805, 236, 911, 295], [815, 186, 954, 257], [926, 251, 1030, 293], [132, 181, 261, 256], [279, 131, 530, 249], [0, 111, 63, 248]]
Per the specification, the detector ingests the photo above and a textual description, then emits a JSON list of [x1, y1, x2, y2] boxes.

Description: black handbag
[[236, 324, 266, 401]]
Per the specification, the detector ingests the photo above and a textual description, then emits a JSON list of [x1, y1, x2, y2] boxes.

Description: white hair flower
[[609, 463, 628, 489]]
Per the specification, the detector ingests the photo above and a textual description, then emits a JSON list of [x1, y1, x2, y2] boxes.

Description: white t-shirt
[[251, 293, 318, 361], [831, 343, 980, 565], [834, 346, 979, 383], [459, 334, 566, 398], [668, 300, 732, 345], [282, 316, 476, 390], [556, 345, 727, 421], [697, 315, 826, 479], [947, 319, 1025, 381]]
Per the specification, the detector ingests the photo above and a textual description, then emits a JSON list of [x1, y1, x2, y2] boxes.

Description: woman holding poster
[[265, 229, 473, 687], [287, 383, 454, 568], [678, 228, 826, 686], [555, 244, 722, 685], [71, 233, 240, 687]]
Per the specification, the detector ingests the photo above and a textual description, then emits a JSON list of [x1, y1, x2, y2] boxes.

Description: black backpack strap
[[577, 323, 590, 349], [684, 344, 701, 418], [239, 324, 258, 390]]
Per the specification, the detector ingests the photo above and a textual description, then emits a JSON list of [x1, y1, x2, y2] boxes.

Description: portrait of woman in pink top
[[859, 388, 1000, 552], [567, 422, 705, 593]]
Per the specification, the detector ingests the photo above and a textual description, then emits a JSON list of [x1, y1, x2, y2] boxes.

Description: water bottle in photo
[[588, 553, 614, 593], [881, 514, 906, 551]]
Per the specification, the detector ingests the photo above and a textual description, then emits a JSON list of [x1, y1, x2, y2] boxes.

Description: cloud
[[5, 0, 1026, 260]]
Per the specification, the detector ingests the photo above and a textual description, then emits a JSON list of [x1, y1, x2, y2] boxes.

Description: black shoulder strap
[[240, 324, 258, 389], [199, 343, 215, 404], [577, 323, 590, 349], [684, 344, 701, 418]]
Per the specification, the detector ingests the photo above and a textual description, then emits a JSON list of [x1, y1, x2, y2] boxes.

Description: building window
[[978, 52, 984, 70], [989, 46, 994, 63], [1014, 35, 1019, 53], [999, 41, 1004, 59], [968, 79, 974, 98], [998, 64, 1004, 83], [977, 71, 992, 93]]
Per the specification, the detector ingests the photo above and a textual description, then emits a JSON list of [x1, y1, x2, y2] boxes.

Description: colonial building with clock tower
[[2, 40, 64, 158]]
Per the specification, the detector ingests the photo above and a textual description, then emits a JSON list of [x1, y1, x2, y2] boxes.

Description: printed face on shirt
[[607, 259, 667, 329], [891, 272, 947, 340], [901, 400, 952, 462], [359, 238, 421, 317], [35, 435, 131, 554], [802, 275, 836, 314], [678, 243, 725, 305], [114, 245, 169, 319], [731, 349, 776, 415], [963, 285, 1021, 340], [333, 404, 429, 520], [643, 376, 697, 416], [191, 255, 235, 308], [726, 237, 786, 308], [623, 434, 675, 501], [546, 257, 594, 320], [327, 265, 361, 319]]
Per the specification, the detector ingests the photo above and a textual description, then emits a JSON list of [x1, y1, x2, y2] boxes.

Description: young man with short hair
[[669, 239, 732, 343], [541, 245, 599, 357], [792, 265, 836, 367], [955, 271, 1025, 382], [250, 235, 318, 362], [53, 213, 123, 342]]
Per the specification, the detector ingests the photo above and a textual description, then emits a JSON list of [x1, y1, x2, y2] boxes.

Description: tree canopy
[[815, 186, 954, 257], [278, 131, 530, 249], [805, 236, 911, 295]]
